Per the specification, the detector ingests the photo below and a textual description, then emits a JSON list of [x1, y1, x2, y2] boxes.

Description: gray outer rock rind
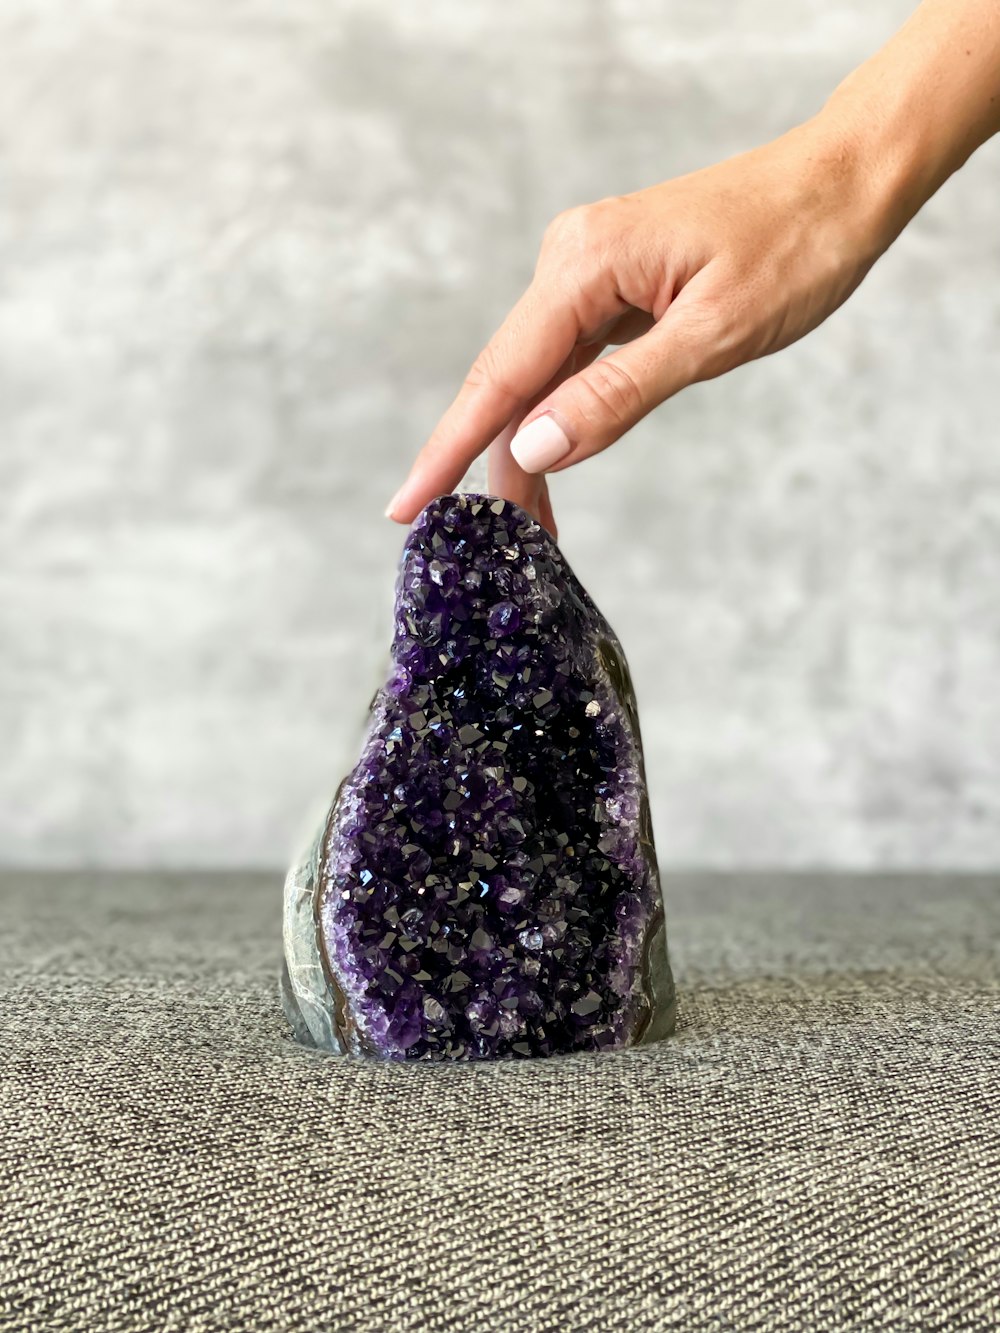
[[282, 494, 677, 1059], [280, 811, 345, 1055]]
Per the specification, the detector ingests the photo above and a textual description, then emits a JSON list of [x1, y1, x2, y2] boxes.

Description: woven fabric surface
[[1, 871, 997, 1333]]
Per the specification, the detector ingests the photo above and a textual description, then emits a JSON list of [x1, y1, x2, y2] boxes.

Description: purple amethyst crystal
[[281, 493, 676, 1060]]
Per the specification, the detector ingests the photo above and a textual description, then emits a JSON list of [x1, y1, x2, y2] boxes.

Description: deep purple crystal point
[[281, 493, 676, 1060]]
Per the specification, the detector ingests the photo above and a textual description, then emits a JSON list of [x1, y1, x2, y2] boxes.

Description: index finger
[[384, 280, 580, 523]]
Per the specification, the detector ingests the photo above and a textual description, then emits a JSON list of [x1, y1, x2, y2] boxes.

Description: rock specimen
[[282, 493, 676, 1060]]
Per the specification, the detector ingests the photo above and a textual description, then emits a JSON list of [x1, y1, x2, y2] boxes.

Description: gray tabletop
[[1, 871, 997, 1332]]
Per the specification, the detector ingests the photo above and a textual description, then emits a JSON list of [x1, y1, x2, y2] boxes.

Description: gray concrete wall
[[3, 0, 999, 869]]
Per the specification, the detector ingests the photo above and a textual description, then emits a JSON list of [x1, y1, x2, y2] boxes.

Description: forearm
[[816, 0, 1000, 252]]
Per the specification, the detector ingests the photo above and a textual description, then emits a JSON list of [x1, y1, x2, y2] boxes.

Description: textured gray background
[[2, 0, 1000, 869]]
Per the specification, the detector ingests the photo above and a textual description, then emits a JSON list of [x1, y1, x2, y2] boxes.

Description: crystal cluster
[[281, 493, 676, 1060]]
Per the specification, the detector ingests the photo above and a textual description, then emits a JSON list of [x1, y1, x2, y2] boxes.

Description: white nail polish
[[510, 414, 572, 474]]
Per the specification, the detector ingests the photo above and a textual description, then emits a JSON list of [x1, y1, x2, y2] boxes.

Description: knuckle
[[581, 356, 645, 427], [542, 205, 585, 245], [542, 209, 568, 240], [542, 199, 618, 254], [466, 343, 519, 403]]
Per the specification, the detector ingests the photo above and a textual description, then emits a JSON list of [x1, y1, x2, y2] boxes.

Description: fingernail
[[510, 414, 571, 474], [384, 486, 404, 519]]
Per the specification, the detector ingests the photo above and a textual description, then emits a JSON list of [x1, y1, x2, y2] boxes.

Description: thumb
[[509, 304, 710, 475]]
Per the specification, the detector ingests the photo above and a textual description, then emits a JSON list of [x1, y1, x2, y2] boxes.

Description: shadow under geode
[[272, 958, 987, 1080]]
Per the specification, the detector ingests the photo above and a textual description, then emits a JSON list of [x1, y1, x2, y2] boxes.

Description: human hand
[[385, 118, 888, 536], [384, 0, 1000, 536]]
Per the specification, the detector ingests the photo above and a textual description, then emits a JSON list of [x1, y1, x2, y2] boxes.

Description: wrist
[[809, 2, 1000, 255], [771, 109, 910, 276], [812, 78, 946, 256]]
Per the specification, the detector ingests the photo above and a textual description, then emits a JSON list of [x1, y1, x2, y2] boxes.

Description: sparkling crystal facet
[[281, 493, 676, 1060]]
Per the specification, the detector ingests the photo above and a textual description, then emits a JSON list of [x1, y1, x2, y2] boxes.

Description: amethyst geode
[[281, 493, 676, 1060]]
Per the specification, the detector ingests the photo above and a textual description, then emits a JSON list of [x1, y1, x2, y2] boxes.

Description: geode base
[[282, 493, 676, 1060]]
